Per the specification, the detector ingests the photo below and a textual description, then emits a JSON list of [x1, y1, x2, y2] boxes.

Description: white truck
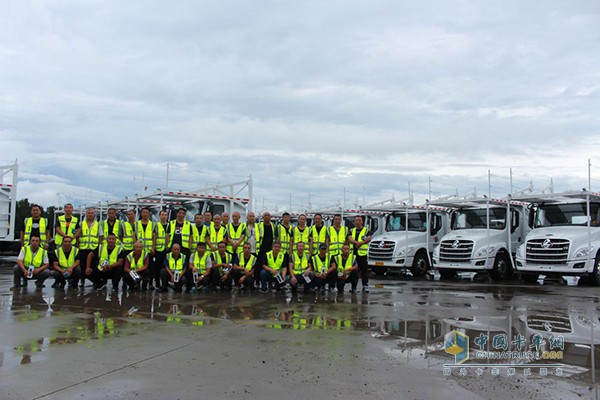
[[514, 191, 600, 284], [431, 197, 531, 281], [0, 161, 18, 254], [367, 205, 449, 277]]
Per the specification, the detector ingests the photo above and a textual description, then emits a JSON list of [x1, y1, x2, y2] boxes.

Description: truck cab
[[514, 191, 600, 284], [431, 198, 531, 281], [368, 206, 449, 276]]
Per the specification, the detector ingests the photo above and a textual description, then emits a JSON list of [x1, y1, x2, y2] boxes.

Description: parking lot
[[1, 265, 599, 400]]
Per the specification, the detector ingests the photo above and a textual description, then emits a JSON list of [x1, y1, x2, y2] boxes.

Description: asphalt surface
[[1, 265, 599, 400]]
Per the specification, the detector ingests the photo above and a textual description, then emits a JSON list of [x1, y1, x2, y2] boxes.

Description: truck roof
[[428, 196, 529, 209], [512, 190, 600, 204]]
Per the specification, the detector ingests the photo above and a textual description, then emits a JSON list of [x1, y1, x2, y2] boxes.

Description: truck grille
[[439, 240, 473, 262], [526, 238, 570, 265], [368, 241, 395, 261], [527, 314, 572, 333]]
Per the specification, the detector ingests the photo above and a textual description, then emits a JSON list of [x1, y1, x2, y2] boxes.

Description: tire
[[521, 273, 539, 284], [593, 254, 600, 286], [372, 266, 388, 276], [438, 269, 457, 280], [411, 251, 429, 277], [490, 252, 511, 281]]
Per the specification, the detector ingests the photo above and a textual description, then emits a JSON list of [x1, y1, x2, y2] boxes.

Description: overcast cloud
[[1, 0, 599, 211]]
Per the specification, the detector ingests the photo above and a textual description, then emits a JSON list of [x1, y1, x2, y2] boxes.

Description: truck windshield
[[453, 208, 506, 230], [386, 212, 427, 232], [535, 202, 600, 227]]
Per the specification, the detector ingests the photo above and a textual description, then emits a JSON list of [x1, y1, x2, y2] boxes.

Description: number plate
[[375, 261, 384, 266]]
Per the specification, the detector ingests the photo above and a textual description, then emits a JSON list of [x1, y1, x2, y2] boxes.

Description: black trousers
[[160, 268, 191, 291], [336, 270, 359, 291], [51, 267, 81, 287], [356, 255, 369, 285], [313, 270, 337, 289], [122, 269, 152, 289], [89, 266, 123, 289], [232, 269, 255, 287]]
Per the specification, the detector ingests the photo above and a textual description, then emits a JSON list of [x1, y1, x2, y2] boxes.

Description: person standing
[[227, 211, 246, 255], [51, 236, 80, 289], [79, 208, 101, 288], [121, 210, 137, 252], [276, 212, 293, 255], [205, 214, 227, 256], [12, 236, 50, 290], [101, 208, 122, 246], [136, 207, 155, 255], [168, 208, 192, 257], [309, 213, 329, 256], [256, 211, 275, 285], [328, 214, 348, 258], [191, 213, 207, 251], [348, 215, 372, 293], [21, 204, 50, 249], [245, 212, 257, 255], [293, 214, 310, 256], [54, 203, 80, 250], [153, 209, 170, 290]]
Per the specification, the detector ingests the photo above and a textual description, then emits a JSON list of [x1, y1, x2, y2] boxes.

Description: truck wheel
[[372, 266, 388, 276], [521, 274, 539, 284], [593, 254, 600, 286], [490, 253, 511, 281], [411, 251, 429, 277], [438, 269, 457, 280]]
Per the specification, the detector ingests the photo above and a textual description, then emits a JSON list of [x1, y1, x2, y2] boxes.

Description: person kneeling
[[335, 244, 359, 293], [259, 241, 289, 293], [187, 242, 212, 292], [51, 236, 81, 289], [289, 242, 313, 293], [232, 243, 256, 290], [123, 242, 150, 291], [210, 241, 234, 291], [160, 244, 190, 292]]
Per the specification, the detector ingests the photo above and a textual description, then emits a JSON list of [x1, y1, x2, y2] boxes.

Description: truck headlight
[[475, 246, 495, 257], [574, 247, 593, 259], [516, 244, 525, 259], [397, 246, 414, 256]]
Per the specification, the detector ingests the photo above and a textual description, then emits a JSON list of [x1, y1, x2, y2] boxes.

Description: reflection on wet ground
[[2, 266, 600, 397]]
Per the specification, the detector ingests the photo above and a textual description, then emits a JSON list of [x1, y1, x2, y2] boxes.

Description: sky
[[1, 0, 599, 212]]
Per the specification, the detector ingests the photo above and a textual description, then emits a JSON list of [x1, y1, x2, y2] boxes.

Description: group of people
[[12, 204, 373, 294]]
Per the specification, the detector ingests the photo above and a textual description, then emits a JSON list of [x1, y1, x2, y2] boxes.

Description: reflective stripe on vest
[[191, 225, 206, 250], [99, 244, 122, 265], [56, 247, 79, 270], [55, 215, 78, 246], [239, 253, 256, 271], [311, 225, 328, 254], [292, 253, 309, 275], [24, 217, 48, 246], [80, 221, 100, 250], [328, 226, 348, 255], [336, 254, 355, 273], [266, 251, 285, 274], [155, 223, 168, 251], [122, 221, 135, 251], [351, 227, 369, 256], [312, 254, 331, 274], [193, 252, 210, 273], [209, 225, 227, 246], [277, 225, 292, 254], [294, 227, 310, 254], [169, 220, 191, 249], [126, 251, 146, 271], [136, 221, 154, 252], [22, 246, 46, 267], [167, 253, 186, 271], [227, 223, 246, 254]]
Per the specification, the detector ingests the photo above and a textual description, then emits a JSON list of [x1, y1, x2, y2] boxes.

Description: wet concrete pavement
[[1, 266, 600, 399]]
